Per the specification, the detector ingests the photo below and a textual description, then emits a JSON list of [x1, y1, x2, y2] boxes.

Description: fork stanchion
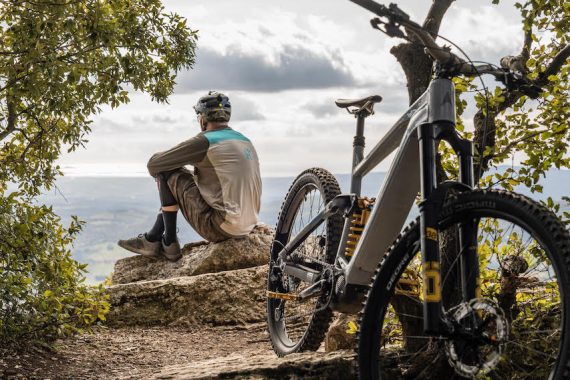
[[458, 142, 481, 301], [418, 122, 444, 334]]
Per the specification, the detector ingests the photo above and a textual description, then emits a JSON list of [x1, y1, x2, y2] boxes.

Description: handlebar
[[349, 1, 452, 60], [350, 0, 543, 97], [350, 0, 509, 78]]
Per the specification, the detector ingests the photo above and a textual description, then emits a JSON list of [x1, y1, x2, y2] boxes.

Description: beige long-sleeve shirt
[[147, 127, 262, 236]]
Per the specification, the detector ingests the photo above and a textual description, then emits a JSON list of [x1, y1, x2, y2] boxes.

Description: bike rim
[[270, 182, 328, 349]]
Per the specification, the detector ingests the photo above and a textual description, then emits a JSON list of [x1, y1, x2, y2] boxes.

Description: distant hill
[[29, 168, 569, 283]]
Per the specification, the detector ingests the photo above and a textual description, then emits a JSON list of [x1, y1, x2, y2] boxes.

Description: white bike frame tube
[[344, 78, 455, 286], [352, 91, 428, 178]]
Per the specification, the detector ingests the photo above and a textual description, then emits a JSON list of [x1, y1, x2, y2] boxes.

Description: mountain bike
[[266, 1, 570, 379]]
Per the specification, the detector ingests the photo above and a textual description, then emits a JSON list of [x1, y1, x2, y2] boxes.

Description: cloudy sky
[[58, 0, 525, 177]]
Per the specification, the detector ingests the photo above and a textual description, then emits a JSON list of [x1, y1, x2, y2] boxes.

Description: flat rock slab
[[112, 224, 273, 285], [152, 350, 357, 380], [108, 266, 267, 327]]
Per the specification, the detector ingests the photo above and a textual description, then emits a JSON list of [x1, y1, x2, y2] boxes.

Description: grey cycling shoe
[[118, 233, 161, 258], [162, 239, 182, 261]]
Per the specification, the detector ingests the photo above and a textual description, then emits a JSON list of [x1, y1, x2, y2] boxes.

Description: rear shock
[[345, 197, 374, 259], [343, 197, 420, 297], [332, 197, 376, 314]]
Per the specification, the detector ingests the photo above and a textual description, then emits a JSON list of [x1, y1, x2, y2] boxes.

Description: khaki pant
[[166, 168, 233, 243]]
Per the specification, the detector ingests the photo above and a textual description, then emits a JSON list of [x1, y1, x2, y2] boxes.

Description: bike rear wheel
[[267, 168, 343, 356], [358, 190, 570, 379]]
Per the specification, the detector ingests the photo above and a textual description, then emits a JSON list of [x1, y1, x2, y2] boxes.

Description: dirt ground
[[0, 323, 273, 379]]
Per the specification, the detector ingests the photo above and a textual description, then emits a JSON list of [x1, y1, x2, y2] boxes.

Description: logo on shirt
[[244, 148, 253, 160]]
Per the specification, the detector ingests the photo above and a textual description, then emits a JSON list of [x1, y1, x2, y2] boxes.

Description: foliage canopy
[[385, 0, 570, 375], [0, 0, 197, 346], [450, 0, 570, 223]]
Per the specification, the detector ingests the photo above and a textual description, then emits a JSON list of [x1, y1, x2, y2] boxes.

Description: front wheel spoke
[[506, 340, 557, 360], [413, 352, 443, 379], [506, 358, 535, 376], [389, 311, 424, 320], [395, 335, 445, 340], [515, 328, 561, 335]]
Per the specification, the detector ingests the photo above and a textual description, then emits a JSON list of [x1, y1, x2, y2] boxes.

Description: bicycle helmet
[[193, 91, 231, 122]]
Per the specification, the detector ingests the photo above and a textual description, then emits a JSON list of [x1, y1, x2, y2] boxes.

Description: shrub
[[0, 193, 109, 346]]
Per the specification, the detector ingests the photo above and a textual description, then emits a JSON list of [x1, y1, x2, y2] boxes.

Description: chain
[[281, 282, 333, 322], [282, 299, 330, 321], [280, 265, 335, 322], [274, 239, 337, 322], [291, 251, 335, 269]]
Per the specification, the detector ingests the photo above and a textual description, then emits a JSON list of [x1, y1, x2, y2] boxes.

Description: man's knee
[[156, 171, 178, 207], [156, 169, 180, 182]]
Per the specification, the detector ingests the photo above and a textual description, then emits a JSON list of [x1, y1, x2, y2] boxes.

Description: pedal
[[267, 291, 299, 301]]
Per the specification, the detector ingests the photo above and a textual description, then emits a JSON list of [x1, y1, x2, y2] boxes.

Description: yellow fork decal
[[422, 261, 441, 302]]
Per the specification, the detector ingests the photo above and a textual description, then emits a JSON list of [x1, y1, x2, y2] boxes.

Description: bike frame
[[278, 77, 479, 334]]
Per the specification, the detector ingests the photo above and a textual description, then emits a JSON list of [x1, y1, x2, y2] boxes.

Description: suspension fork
[[457, 134, 480, 301], [418, 122, 479, 334], [440, 123, 480, 302], [418, 122, 443, 334]]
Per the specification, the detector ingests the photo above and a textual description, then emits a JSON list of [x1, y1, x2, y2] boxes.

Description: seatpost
[[337, 110, 368, 268], [350, 113, 366, 196]]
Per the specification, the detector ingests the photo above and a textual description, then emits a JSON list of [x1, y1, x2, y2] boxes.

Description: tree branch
[[520, 26, 533, 63], [499, 14, 535, 74], [490, 129, 566, 162], [474, 43, 570, 178], [472, 89, 524, 179], [0, 96, 17, 142], [423, 0, 455, 36], [536, 43, 570, 84], [391, 0, 457, 103], [471, 13, 569, 179]]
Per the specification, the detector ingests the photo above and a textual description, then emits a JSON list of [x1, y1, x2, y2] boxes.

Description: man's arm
[[147, 134, 209, 177]]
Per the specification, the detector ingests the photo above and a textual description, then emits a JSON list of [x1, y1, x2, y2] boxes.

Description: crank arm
[[297, 279, 326, 301]]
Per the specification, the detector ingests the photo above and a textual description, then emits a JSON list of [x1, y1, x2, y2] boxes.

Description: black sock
[[162, 210, 178, 245], [145, 213, 164, 242]]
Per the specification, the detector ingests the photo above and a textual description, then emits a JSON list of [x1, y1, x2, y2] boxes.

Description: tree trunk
[[387, 0, 457, 355], [388, 42, 432, 353]]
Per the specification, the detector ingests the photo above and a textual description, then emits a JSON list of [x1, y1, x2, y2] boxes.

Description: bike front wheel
[[267, 168, 343, 356], [358, 190, 570, 379]]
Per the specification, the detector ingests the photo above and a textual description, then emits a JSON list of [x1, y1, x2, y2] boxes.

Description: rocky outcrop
[[152, 350, 357, 380], [5, 224, 362, 379], [107, 225, 362, 348], [325, 314, 357, 352], [107, 225, 273, 327], [108, 265, 267, 327], [111, 224, 273, 285]]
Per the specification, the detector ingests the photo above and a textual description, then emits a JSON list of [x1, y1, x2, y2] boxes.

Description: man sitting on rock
[[118, 91, 262, 261]]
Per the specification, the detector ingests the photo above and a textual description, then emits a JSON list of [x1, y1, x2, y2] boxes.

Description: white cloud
[[440, 5, 524, 63], [58, 0, 524, 177]]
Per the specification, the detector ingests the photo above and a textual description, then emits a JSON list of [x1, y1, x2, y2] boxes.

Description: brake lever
[[387, 3, 410, 21], [370, 17, 406, 39]]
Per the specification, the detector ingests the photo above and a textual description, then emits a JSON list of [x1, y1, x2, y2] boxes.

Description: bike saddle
[[335, 95, 383, 109]]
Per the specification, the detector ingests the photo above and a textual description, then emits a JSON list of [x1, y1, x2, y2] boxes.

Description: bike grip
[[349, 0, 388, 17]]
